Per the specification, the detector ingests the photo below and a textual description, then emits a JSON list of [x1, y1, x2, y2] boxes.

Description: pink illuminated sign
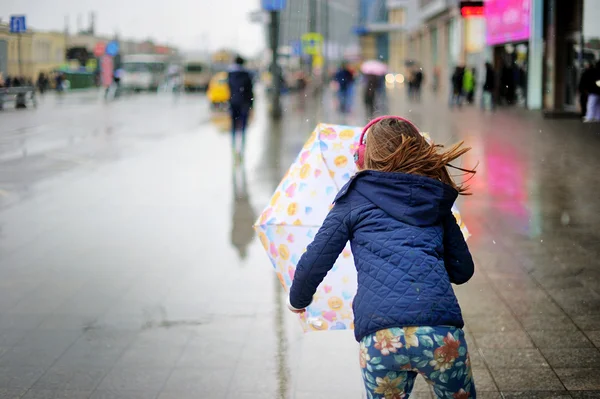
[[484, 0, 531, 45]]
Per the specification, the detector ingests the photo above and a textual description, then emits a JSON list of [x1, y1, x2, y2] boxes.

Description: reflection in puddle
[[231, 162, 256, 260]]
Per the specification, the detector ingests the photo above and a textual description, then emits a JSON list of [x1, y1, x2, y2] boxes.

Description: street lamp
[[263, 0, 286, 119]]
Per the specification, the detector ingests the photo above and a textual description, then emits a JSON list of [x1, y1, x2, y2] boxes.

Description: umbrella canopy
[[360, 60, 388, 76], [254, 124, 470, 332]]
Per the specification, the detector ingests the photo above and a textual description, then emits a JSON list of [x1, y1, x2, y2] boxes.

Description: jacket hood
[[338, 171, 458, 226]]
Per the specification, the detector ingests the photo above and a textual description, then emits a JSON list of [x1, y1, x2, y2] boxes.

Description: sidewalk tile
[[472, 368, 498, 392], [480, 348, 550, 368], [517, 314, 579, 332], [90, 390, 158, 399], [555, 368, 600, 390], [528, 330, 594, 349], [492, 368, 565, 391], [21, 390, 92, 399], [540, 348, 600, 368], [472, 331, 534, 349], [584, 331, 600, 348], [501, 392, 571, 399], [464, 315, 521, 333]]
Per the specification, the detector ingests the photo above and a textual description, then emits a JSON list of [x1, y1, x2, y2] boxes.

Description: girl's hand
[[287, 297, 307, 313]]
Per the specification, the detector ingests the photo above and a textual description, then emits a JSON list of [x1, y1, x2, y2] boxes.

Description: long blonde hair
[[363, 118, 476, 195]]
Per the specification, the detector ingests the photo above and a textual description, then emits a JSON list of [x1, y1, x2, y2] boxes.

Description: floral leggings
[[360, 326, 476, 399]]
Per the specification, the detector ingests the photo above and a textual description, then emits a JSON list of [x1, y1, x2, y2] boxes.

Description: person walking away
[[288, 116, 477, 398], [363, 74, 380, 119], [482, 62, 495, 111], [450, 66, 465, 108], [334, 62, 355, 113], [227, 56, 254, 162], [584, 62, 600, 122], [462, 68, 474, 105], [37, 72, 48, 95], [579, 61, 593, 119], [55, 73, 65, 94], [414, 68, 424, 101], [463, 67, 476, 104]]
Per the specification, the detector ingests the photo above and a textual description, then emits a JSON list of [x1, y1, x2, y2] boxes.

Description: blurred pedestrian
[[37, 72, 49, 94], [334, 62, 355, 113], [579, 61, 593, 119], [450, 66, 465, 108], [287, 116, 477, 398], [414, 67, 424, 101], [363, 74, 380, 119], [227, 55, 254, 162], [584, 62, 600, 122], [463, 67, 476, 104], [500, 63, 515, 105], [55, 73, 65, 93], [482, 62, 495, 111]]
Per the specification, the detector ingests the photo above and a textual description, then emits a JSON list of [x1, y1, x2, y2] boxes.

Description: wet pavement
[[0, 87, 599, 398]]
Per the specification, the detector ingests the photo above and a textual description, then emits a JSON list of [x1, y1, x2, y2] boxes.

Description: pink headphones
[[354, 115, 419, 168]]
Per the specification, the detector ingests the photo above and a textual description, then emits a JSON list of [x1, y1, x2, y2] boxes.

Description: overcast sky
[[1, 0, 265, 56]]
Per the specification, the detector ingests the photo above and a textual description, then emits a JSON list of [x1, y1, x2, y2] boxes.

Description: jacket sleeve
[[289, 197, 353, 309], [443, 213, 474, 285]]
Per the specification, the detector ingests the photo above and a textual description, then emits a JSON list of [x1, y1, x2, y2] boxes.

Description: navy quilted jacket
[[289, 171, 474, 341]]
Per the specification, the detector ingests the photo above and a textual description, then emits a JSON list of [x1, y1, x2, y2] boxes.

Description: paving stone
[[472, 331, 535, 349], [540, 348, 600, 368], [492, 368, 565, 391], [481, 348, 550, 368], [555, 369, 600, 390], [528, 329, 594, 348]]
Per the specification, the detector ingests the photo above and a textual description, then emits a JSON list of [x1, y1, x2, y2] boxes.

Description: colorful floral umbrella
[[254, 124, 469, 332]]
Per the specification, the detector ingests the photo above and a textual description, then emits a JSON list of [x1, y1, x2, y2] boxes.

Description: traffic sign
[[9, 15, 26, 33], [261, 0, 286, 11], [105, 41, 119, 57], [94, 42, 106, 57], [301, 32, 323, 56]]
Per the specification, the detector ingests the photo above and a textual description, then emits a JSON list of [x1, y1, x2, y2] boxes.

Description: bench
[[0, 86, 37, 110]]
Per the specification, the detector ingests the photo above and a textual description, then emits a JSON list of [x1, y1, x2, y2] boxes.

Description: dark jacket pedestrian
[[579, 62, 594, 117], [227, 56, 254, 161], [452, 67, 464, 94], [334, 63, 355, 113], [334, 65, 354, 92], [363, 74, 380, 118], [450, 67, 465, 107], [483, 63, 495, 92], [584, 63, 600, 121]]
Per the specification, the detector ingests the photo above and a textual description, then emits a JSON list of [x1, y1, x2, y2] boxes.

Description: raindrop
[[492, 240, 496, 244], [540, 240, 544, 243], [560, 212, 570, 225], [306, 119, 310, 122]]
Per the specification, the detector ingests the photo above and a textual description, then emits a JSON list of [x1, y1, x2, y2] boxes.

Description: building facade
[[406, 0, 465, 97], [354, 0, 416, 76], [275, 0, 360, 74], [0, 23, 66, 80], [401, 0, 599, 113]]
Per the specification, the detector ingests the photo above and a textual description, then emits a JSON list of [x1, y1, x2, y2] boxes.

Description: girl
[[288, 116, 477, 399]]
